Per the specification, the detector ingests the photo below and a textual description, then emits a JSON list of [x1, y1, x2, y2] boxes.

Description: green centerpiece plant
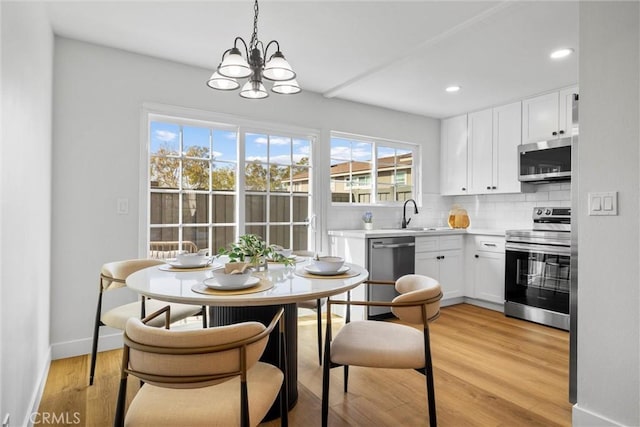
[[218, 234, 294, 268]]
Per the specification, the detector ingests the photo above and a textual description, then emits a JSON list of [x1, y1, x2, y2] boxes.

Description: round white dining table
[[126, 260, 369, 307], [126, 259, 369, 419]]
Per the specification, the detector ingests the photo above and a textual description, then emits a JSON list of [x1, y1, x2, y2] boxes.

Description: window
[[330, 133, 418, 204], [148, 115, 315, 257]]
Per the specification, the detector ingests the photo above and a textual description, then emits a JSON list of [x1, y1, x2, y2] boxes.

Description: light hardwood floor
[[38, 304, 571, 426]]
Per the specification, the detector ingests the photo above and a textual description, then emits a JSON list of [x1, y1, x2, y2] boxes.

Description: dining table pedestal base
[[209, 303, 298, 420]]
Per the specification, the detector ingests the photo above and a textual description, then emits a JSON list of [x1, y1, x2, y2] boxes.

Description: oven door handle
[[505, 242, 570, 257]]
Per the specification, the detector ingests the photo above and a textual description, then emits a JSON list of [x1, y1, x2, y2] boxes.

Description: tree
[[150, 144, 308, 191]]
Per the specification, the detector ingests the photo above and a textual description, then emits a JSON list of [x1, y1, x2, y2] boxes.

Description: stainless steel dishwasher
[[367, 236, 415, 319]]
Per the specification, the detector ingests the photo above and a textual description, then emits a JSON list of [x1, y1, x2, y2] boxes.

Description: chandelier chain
[[250, 0, 259, 51]]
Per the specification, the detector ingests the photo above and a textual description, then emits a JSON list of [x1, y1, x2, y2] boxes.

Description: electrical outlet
[[3, 413, 10, 427]]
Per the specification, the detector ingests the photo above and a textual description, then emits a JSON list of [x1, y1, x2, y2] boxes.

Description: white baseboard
[[572, 404, 625, 426], [463, 297, 504, 312], [440, 296, 465, 307], [51, 332, 123, 360], [23, 347, 51, 427]]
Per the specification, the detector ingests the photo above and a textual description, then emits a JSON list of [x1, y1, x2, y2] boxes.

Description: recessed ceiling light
[[446, 86, 461, 93], [550, 48, 574, 59]]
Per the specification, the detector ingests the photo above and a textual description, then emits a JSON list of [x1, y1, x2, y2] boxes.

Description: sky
[[150, 121, 310, 165]]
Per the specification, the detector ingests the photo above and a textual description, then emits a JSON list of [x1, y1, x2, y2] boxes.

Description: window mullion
[[178, 125, 184, 246], [372, 141, 378, 204], [237, 128, 246, 238]]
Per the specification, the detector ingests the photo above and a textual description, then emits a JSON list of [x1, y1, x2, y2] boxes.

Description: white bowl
[[310, 256, 345, 272], [176, 253, 209, 267], [276, 248, 293, 258], [210, 268, 253, 287]]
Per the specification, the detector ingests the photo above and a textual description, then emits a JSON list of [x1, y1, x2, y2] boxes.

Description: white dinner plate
[[167, 258, 215, 269], [203, 276, 260, 290], [303, 265, 350, 276]]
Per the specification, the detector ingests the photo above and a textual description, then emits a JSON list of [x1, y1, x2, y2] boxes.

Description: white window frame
[[329, 131, 421, 206], [139, 103, 320, 258]]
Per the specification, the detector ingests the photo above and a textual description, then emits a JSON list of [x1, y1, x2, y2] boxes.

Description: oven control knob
[[545, 209, 552, 215], [536, 209, 543, 215]]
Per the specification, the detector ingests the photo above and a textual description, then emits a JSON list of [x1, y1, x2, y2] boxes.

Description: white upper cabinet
[[440, 114, 468, 195], [493, 101, 524, 193], [467, 108, 493, 194], [522, 86, 578, 144], [559, 86, 579, 137], [466, 102, 526, 194]]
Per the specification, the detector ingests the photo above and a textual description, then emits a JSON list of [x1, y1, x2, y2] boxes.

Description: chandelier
[[206, 0, 300, 99]]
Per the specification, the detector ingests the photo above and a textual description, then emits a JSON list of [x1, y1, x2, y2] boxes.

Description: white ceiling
[[45, 1, 578, 118]]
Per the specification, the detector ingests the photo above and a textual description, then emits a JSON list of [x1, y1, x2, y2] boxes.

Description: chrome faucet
[[401, 199, 419, 228]]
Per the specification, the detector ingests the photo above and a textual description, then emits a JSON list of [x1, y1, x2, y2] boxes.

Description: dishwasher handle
[[371, 242, 415, 249]]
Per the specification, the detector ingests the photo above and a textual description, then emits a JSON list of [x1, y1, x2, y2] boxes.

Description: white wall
[[1, 2, 53, 426], [574, 2, 640, 426], [50, 37, 439, 358]]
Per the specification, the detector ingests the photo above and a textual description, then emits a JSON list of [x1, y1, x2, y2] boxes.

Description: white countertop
[[328, 227, 505, 238]]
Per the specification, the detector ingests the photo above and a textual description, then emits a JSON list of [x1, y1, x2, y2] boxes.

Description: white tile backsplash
[[325, 184, 571, 232], [448, 183, 571, 230]]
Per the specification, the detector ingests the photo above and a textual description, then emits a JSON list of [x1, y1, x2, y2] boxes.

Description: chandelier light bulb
[[218, 47, 252, 78], [206, 71, 240, 90], [240, 80, 269, 99], [263, 51, 296, 81], [272, 79, 301, 95]]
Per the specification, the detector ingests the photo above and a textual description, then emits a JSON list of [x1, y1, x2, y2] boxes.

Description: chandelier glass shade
[[207, 0, 300, 99]]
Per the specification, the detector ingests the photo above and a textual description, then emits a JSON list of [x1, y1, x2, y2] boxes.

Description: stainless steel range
[[504, 207, 571, 330]]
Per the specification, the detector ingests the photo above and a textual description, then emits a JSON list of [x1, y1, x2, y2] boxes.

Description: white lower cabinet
[[330, 231, 505, 313], [466, 235, 505, 305], [415, 236, 464, 302]]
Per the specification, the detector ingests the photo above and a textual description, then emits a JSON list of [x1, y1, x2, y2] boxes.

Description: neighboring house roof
[[292, 153, 412, 181]]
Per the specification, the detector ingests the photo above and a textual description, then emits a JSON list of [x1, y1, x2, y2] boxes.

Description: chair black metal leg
[[90, 293, 103, 386], [316, 299, 322, 365], [114, 377, 127, 427], [321, 304, 333, 427], [240, 380, 249, 427], [279, 317, 289, 427], [346, 291, 351, 324], [343, 365, 349, 393], [424, 326, 437, 427], [201, 305, 207, 328]]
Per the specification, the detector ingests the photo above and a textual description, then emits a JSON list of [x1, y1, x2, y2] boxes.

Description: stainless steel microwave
[[518, 137, 575, 182]]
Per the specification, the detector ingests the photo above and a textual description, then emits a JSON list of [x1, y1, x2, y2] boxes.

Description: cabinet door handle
[[492, 186, 497, 190], [483, 243, 497, 247], [441, 255, 445, 260], [486, 186, 491, 190], [461, 187, 466, 191], [552, 131, 558, 136], [559, 130, 565, 135], [475, 254, 479, 258]]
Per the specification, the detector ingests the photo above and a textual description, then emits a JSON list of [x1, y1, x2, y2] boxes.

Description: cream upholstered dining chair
[[114, 306, 288, 427], [321, 275, 443, 427], [90, 259, 205, 386]]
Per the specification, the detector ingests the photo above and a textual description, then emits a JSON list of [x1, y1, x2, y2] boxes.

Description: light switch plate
[[117, 198, 129, 215], [588, 192, 617, 216]]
